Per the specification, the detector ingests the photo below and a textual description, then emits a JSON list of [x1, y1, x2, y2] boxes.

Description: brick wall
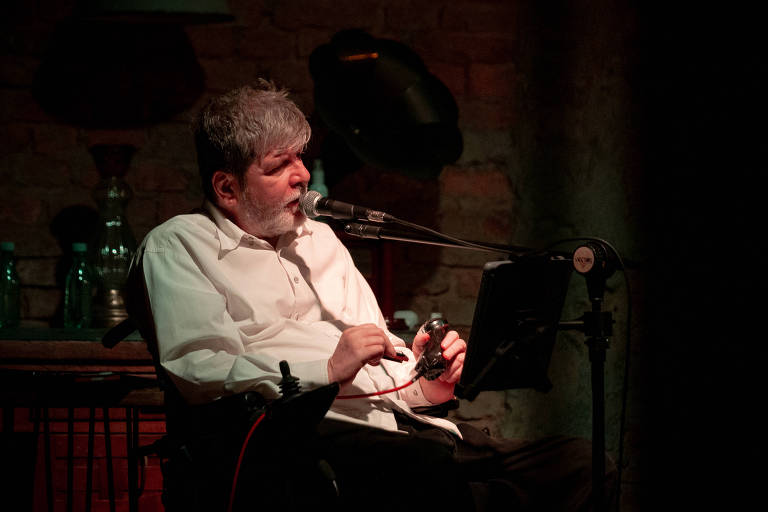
[[2, 1, 646, 510], [2, 0, 534, 330]]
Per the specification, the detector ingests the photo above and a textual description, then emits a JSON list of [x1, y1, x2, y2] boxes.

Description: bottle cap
[[1, 241, 15, 251], [72, 242, 88, 252]]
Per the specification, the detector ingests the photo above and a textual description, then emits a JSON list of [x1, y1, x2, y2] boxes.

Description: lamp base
[[93, 288, 129, 328]]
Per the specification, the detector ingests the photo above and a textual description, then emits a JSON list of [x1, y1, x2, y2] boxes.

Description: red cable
[[335, 376, 418, 399], [227, 412, 266, 512]]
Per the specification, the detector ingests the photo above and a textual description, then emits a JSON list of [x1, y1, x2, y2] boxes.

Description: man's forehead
[[263, 147, 301, 160]]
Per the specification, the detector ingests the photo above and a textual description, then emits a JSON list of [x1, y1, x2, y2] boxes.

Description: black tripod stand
[[559, 241, 617, 512]]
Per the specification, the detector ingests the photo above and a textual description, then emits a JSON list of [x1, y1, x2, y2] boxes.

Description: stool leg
[[31, 407, 41, 510], [127, 407, 140, 512], [103, 408, 116, 512], [66, 407, 74, 512], [43, 407, 53, 512], [85, 407, 95, 512]]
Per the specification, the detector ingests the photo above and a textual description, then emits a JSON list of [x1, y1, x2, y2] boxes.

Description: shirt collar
[[203, 200, 313, 257]]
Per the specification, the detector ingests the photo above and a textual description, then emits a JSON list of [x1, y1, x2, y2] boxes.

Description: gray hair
[[193, 80, 311, 202]]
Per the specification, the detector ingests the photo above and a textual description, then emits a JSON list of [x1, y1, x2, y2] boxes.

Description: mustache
[[289, 186, 308, 203]]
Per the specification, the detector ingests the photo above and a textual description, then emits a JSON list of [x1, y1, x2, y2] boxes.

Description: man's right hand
[[328, 324, 398, 386]]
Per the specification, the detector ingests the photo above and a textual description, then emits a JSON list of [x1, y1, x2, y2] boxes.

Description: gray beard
[[240, 189, 304, 239]]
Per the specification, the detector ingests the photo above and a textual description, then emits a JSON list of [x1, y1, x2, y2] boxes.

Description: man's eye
[[266, 160, 289, 175]]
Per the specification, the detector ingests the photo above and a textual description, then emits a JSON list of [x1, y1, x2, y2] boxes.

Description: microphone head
[[299, 190, 323, 218]]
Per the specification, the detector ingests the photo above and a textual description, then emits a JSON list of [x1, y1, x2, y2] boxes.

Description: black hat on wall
[[310, 30, 463, 180]]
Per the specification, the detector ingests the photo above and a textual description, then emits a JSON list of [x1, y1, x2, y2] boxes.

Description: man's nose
[[291, 159, 310, 186]]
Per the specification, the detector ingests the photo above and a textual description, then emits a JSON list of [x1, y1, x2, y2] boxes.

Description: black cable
[[390, 217, 532, 256]]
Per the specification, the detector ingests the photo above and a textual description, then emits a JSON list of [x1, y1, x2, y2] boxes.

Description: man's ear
[[211, 170, 240, 209]]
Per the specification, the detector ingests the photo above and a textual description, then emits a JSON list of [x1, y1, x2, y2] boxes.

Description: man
[[132, 81, 614, 511]]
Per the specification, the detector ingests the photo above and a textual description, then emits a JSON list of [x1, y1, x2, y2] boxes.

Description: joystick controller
[[415, 318, 450, 380]]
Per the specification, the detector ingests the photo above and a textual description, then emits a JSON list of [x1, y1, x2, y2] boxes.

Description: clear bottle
[[64, 242, 95, 328], [0, 241, 21, 328], [309, 159, 329, 198]]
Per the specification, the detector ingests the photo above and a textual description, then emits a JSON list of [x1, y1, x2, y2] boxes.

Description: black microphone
[[299, 190, 395, 222]]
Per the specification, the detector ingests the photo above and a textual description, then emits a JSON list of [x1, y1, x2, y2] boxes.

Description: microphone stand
[[344, 221, 617, 512], [343, 222, 533, 256]]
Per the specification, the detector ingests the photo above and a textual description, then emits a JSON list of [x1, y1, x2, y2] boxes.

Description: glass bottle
[[310, 159, 330, 224], [64, 242, 95, 328], [310, 159, 329, 197], [0, 241, 21, 328]]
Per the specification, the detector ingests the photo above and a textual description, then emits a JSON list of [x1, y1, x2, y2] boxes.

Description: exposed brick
[[297, 29, 336, 57], [481, 209, 517, 242], [0, 153, 72, 188], [156, 193, 202, 224], [453, 266, 483, 299], [468, 62, 516, 98], [228, 0, 269, 26], [0, 123, 34, 153], [413, 31, 517, 65], [32, 123, 79, 155], [185, 24, 242, 58], [413, 271, 451, 296], [440, 165, 513, 200], [442, 1, 519, 33], [125, 197, 159, 231], [456, 97, 516, 129], [428, 61, 466, 97], [83, 129, 148, 150], [0, 195, 44, 225], [385, 1, 443, 31], [269, 58, 313, 93], [141, 123, 197, 162], [273, 0, 384, 31], [241, 25, 297, 59], [197, 57, 264, 92], [22, 286, 61, 319], [131, 161, 190, 193], [0, 224, 61, 257], [16, 257, 58, 286], [0, 55, 39, 86], [44, 189, 100, 229], [291, 89, 315, 115], [0, 88, 52, 122]]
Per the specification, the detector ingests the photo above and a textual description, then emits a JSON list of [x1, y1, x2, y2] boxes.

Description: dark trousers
[[310, 412, 617, 512], [164, 405, 616, 512]]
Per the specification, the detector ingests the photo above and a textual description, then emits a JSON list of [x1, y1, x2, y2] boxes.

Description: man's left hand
[[411, 329, 466, 405]]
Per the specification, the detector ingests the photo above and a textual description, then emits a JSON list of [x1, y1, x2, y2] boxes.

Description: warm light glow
[[339, 52, 379, 62]]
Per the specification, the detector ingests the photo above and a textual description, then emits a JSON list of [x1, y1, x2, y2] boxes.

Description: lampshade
[[77, 0, 234, 24]]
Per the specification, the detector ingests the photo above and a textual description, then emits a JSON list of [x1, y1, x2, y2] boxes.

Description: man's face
[[235, 148, 310, 240]]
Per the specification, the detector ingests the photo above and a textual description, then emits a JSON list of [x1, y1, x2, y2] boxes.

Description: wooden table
[[0, 328, 165, 512]]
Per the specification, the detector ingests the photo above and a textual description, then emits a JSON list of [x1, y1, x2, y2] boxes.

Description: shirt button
[[293, 276, 300, 283]]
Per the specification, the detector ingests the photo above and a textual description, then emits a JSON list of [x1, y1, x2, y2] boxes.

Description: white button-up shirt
[[135, 201, 460, 436]]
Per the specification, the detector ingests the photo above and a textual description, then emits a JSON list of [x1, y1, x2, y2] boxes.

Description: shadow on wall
[[33, 19, 205, 128]]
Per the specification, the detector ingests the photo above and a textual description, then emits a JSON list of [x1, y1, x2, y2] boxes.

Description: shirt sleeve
[[333, 236, 436, 407], [138, 232, 328, 405]]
